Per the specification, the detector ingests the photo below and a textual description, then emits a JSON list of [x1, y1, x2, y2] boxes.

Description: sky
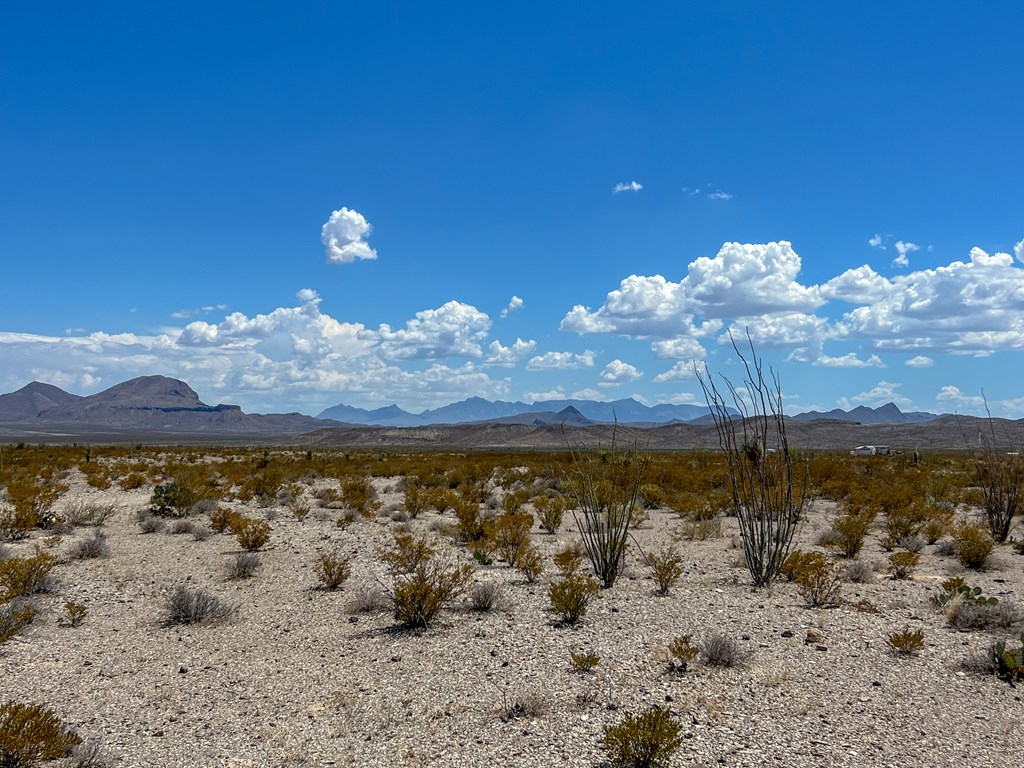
[[2, 2, 1024, 418]]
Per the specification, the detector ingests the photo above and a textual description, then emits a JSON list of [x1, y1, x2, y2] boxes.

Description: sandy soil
[[3, 464, 1023, 768]]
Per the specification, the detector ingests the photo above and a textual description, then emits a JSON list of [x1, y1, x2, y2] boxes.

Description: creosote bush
[[63, 600, 88, 627], [569, 649, 600, 673], [383, 533, 474, 629], [487, 512, 533, 567], [0, 700, 82, 765], [532, 493, 571, 534], [548, 551, 599, 624], [888, 551, 920, 580], [953, 523, 994, 570], [791, 551, 842, 607], [315, 548, 351, 590], [515, 542, 545, 583], [161, 586, 236, 626], [0, 548, 55, 601], [1, 601, 38, 645], [602, 707, 683, 768], [667, 634, 699, 673], [646, 546, 684, 596], [231, 516, 271, 552]]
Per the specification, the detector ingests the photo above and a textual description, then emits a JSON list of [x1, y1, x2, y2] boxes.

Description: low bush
[[532, 493, 571, 534], [569, 649, 600, 673], [953, 524, 994, 570], [515, 543, 545, 583], [990, 632, 1024, 683], [792, 552, 843, 607], [379, 531, 436, 574], [231, 516, 271, 552], [844, 560, 875, 584], [62, 501, 117, 527], [226, 552, 261, 580], [386, 538, 474, 628], [314, 548, 351, 590], [1, 600, 38, 645], [168, 519, 195, 535], [667, 634, 699, 674], [646, 547, 684, 596], [700, 633, 745, 667], [487, 512, 533, 567], [161, 586, 236, 626], [137, 514, 164, 534], [886, 627, 925, 656], [0, 700, 81, 764], [64, 600, 88, 627], [602, 706, 683, 768], [498, 688, 549, 722], [548, 570, 599, 625], [0, 548, 55, 601], [69, 532, 110, 560], [888, 551, 919, 580], [826, 507, 875, 558], [468, 581, 505, 612]]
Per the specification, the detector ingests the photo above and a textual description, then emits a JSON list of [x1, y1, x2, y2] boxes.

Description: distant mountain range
[[0, 375, 953, 442], [317, 396, 944, 427]]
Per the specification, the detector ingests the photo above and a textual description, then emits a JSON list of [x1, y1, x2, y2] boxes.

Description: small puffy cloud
[[613, 181, 643, 194], [905, 355, 933, 367], [321, 207, 377, 264], [707, 190, 733, 200], [370, 301, 491, 360], [598, 359, 643, 387], [653, 361, 697, 382], [526, 350, 596, 371], [935, 385, 985, 409], [868, 234, 887, 249], [1015, 238, 1024, 263], [650, 335, 711, 360], [500, 296, 523, 318], [814, 352, 884, 368], [484, 338, 536, 367], [893, 240, 919, 268]]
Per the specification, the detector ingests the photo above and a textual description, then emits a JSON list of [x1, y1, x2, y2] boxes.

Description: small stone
[[805, 628, 824, 644], [781, 630, 794, 638], [179, 666, 188, 674]]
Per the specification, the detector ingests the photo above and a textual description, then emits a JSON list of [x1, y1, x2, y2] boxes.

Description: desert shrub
[[346, 585, 389, 615], [118, 472, 147, 490], [790, 552, 842, 607], [886, 627, 925, 656], [532, 493, 571, 535], [0, 548, 55, 601], [1, 600, 38, 645], [938, 583, 1023, 631], [149, 472, 213, 518], [69, 532, 110, 560], [231, 516, 271, 552], [161, 586, 236, 626], [506, 541, 540, 583], [468, 581, 505, 612], [2, 479, 66, 539], [401, 483, 430, 519], [341, 476, 380, 517], [314, 548, 351, 589], [844, 559, 875, 583], [667, 634, 699, 674], [380, 531, 436, 574], [647, 547, 684, 596], [888, 551, 920, 580], [390, 559, 475, 629], [62, 501, 116, 528], [168, 519, 195, 535], [563, 431, 648, 588], [498, 688, 549, 722], [207, 506, 238, 534], [191, 524, 212, 542], [487, 512, 533, 567], [826, 507, 875, 559], [922, 506, 954, 544], [63, 600, 88, 627], [226, 552, 261, 580], [548, 570, 599, 625], [0, 700, 81, 764], [137, 514, 164, 534], [700, 633, 745, 667], [965, 411, 1023, 542], [602, 706, 683, 768], [68, 740, 111, 768], [452, 498, 488, 544], [953, 523, 994, 570], [569, 649, 600, 673]]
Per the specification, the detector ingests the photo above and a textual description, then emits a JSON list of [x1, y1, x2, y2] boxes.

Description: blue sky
[[3, 2, 1024, 417]]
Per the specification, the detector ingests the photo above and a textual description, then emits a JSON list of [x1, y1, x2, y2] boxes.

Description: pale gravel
[[2, 468, 1023, 768]]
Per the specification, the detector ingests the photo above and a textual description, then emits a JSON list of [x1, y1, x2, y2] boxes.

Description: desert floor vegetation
[[0, 443, 1022, 766]]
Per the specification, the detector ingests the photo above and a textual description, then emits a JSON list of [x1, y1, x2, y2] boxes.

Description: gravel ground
[[3, 468, 1023, 768]]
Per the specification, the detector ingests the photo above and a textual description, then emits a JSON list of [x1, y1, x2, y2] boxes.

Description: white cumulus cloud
[[653, 361, 698, 382], [893, 240, 919, 268], [321, 207, 377, 264], [526, 350, 596, 371], [613, 181, 643, 194], [484, 338, 536, 367], [868, 234, 886, 249], [369, 301, 491, 360], [598, 359, 643, 387], [500, 296, 523, 318], [814, 352, 884, 368], [905, 355, 933, 367]]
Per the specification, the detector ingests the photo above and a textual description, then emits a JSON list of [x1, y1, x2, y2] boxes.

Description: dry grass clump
[[498, 688, 549, 722], [68, 531, 110, 560], [700, 633, 745, 667], [161, 586, 236, 626], [62, 501, 117, 528], [226, 553, 261, 580], [136, 514, 164, 534], [468, 581, 506, 612]]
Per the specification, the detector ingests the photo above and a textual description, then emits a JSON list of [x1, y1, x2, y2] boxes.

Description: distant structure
[[850, 445, 891, 457]]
